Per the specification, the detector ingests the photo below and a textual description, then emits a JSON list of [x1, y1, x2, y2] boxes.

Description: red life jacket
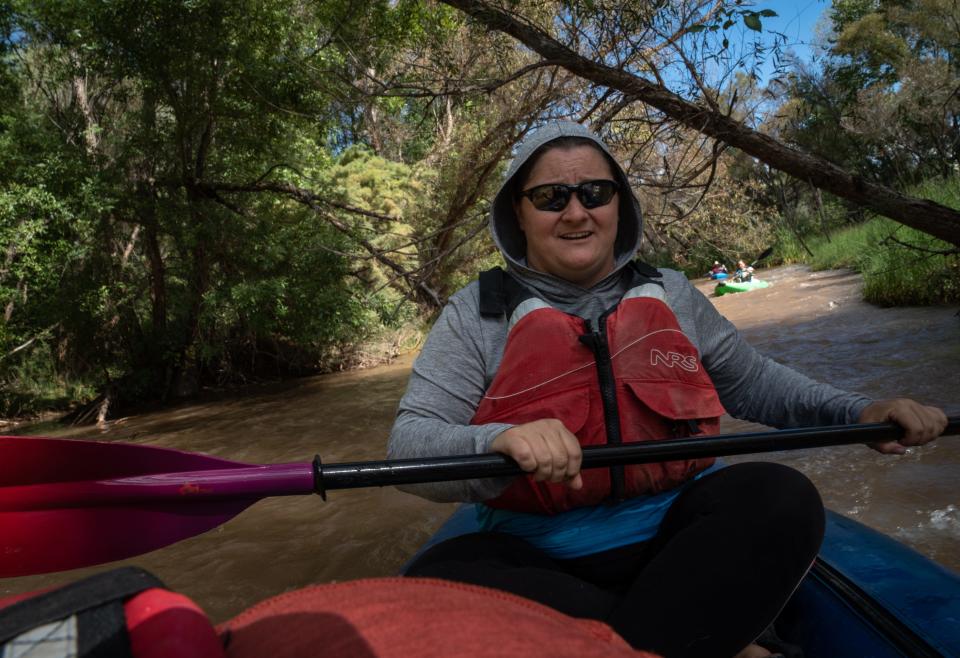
[[473, 263, 726, 515]]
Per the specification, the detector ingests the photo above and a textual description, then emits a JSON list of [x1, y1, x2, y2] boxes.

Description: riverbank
[[0, 322, 426, 428], [773, 217, 960, 307], [6, 219, 957, 425], [3, 258, 953, 434]]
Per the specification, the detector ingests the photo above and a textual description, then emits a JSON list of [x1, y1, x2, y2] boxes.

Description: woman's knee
[[745, 462, 823, 515], [729, 462, 826, 551], [676, 463, 825, 548]]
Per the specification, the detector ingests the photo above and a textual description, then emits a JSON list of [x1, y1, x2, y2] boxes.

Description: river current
[[3, 265, 958, 623]]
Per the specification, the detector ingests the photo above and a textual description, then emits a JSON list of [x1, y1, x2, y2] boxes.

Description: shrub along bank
[[774, 178, 960, 307]]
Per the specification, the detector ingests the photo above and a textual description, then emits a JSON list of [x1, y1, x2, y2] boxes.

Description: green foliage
[[781, 0, 960, 184], [198, 211, 372, 380], [686, 6, 777, 35], [834, 12, 908, 80], [769, 227, 809, 265], [780, 176, 960, 306], [328, 146, 425, 221], [0, 0, 453, 417], [0, 341, 96, 417], [19, 0, 957, 422], [802, 217, 960, 306], [0, 0, 506, 419]]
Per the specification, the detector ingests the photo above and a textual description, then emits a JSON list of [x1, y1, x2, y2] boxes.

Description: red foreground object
[[217, 577, 658, 658], [1, 571, 659, 657]]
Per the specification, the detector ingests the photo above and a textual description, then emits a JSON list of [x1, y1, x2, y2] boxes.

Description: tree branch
[[440, 0, 960, 246]]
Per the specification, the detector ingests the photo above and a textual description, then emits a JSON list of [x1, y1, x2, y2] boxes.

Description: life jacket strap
[[479, 260, 664, 319], [478, 267, 533, 318], [625, 260, 663, 288]]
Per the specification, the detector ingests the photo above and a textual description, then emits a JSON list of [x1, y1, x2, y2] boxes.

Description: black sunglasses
[[519, 179, 620, 212]]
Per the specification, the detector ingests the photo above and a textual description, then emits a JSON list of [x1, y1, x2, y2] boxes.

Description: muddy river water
[[3, 265, 958, 623]]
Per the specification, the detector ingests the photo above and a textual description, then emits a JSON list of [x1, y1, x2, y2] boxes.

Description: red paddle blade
[[4, 499, 257, 577], [0, 436, 314, 577]]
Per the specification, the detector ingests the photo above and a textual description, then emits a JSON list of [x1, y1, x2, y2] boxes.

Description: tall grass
[[774, 178, 960, 307]]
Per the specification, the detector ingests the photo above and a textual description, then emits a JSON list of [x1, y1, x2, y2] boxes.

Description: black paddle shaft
[[311, 418, 960, 498]]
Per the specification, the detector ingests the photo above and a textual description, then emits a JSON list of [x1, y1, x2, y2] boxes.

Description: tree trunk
[[138, 93, 167, 337], [442, 0, 960, 246], [172, 231, 209, 399], [810, 184, 832, 243], [779, 189, 815, 258], [71, 74, 101, 155]]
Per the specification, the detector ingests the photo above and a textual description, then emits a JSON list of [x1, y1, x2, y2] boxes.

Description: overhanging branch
[[440, 0, 960, 246]]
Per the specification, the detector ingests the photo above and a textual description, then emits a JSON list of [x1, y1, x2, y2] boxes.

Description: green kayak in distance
[[714, 278, 770, 296]]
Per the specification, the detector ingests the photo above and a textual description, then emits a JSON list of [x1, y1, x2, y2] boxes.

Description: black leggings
[[404, 462, 825, 658]]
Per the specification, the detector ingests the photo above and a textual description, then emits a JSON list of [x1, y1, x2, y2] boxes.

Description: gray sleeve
[[668, 274, 873, 426], [387, 287, 514, 502]]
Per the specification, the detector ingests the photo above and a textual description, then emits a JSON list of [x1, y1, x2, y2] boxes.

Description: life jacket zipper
[[578, 314, 625, 501]]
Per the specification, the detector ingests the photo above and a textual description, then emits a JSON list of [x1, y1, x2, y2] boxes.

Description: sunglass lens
[[579, 181, 617, 209], [529, 185, 570, 211]]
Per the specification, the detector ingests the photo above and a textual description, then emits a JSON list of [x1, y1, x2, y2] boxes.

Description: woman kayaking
[[386, 121, 947, 658]]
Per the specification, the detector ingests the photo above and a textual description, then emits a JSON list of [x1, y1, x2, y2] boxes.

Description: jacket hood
[[490, 121, 642, 283]]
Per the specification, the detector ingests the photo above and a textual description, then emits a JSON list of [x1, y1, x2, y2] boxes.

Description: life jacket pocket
[[618, 379, 725, 493], [620, 379, 725, 431]]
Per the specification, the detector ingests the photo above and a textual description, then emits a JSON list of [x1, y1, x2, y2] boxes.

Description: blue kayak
[[408, 506, 960, 657]]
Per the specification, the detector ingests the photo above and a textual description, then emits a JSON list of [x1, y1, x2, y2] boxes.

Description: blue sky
[[757, 0, 831, 68]]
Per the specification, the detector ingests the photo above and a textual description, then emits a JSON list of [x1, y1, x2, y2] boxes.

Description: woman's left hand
[[859, 398, 948, 454]]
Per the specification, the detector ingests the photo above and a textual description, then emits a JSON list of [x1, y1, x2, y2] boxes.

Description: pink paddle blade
[[0, 436, 314, 577], [3, 501, 256, 577]]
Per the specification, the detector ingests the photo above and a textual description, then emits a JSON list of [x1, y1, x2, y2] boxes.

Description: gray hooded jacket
[[387, 121, 871, 503]]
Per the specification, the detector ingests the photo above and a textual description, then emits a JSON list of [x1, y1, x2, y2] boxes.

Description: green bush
[[774, 176, 959, 306], [858, 221, 960, 306], [0, 342, 96, 418]]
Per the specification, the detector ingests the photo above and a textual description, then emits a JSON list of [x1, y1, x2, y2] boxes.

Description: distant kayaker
[[387, 121, 947, 658], [710, 260, 727, 275]]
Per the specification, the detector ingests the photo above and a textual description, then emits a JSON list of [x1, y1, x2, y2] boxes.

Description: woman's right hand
[[491, 419, 583, 490]]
